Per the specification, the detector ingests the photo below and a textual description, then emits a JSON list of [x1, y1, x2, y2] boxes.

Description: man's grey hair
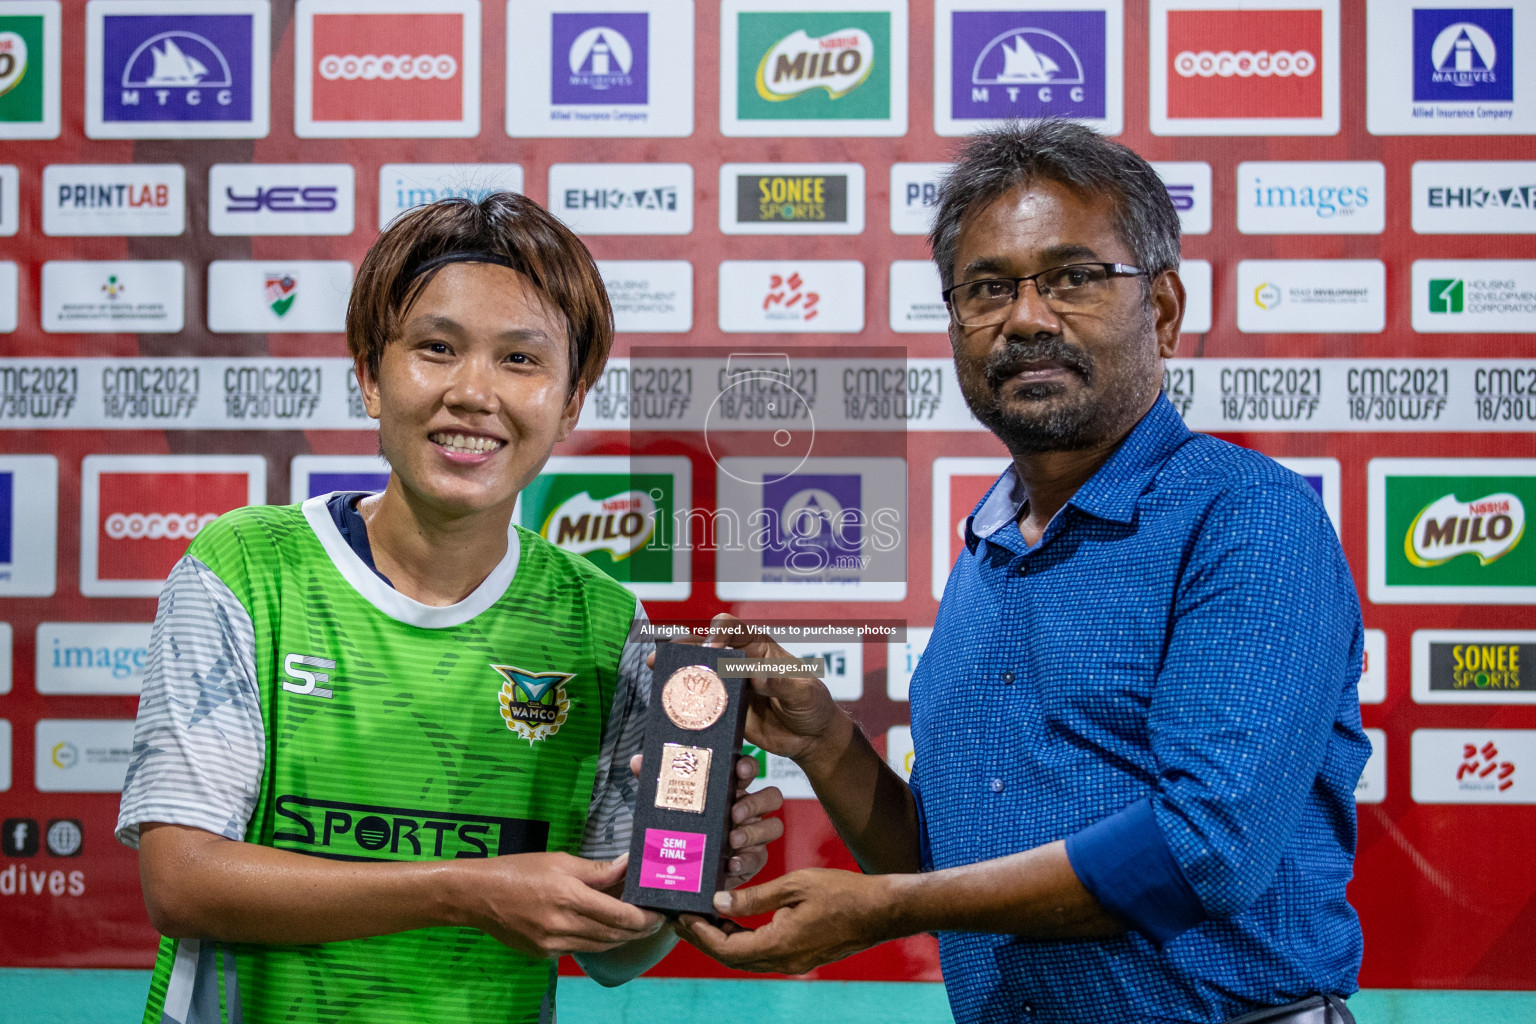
[[928, 119, 1182, 290]]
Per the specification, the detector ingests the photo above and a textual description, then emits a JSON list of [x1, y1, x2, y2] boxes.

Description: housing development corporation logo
[[87, 1, 269, 139], [1413, 8, 1511, 103], [724, 3, 906, 136], [1413, 260, 1536, 332], [552, 13, 647, 105], [1369, 459, 1536, 605], [1153, 1, 1336, 135], [296, 0, 479, 138], [947, 8, 1110, 125]]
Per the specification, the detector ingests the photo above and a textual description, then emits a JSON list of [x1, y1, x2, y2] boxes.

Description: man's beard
[[958, 335, 1155, 454]]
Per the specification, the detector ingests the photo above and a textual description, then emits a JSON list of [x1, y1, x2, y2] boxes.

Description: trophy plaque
[[622, 641, 749, 917]]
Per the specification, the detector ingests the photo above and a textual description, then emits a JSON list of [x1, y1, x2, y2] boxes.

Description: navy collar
[[966, 394, 1192, 552]]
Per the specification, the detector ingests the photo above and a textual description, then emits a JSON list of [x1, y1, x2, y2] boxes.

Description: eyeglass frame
[[941, 262, 1149, 327]]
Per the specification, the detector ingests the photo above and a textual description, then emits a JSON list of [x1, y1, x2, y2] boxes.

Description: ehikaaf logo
[[80, 455, 264, 597], [296, 0, 479, 138]]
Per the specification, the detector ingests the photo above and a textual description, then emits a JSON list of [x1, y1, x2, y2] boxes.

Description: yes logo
[[494, 665, 574, 744], [1370, 459, 1536, 605], [723, 2, 907, 137]]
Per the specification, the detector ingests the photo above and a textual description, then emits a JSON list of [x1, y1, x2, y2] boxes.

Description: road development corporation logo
[[41, 260, 185, 334], [715, 457, 907, 602], [1236, 260, 1385, 333], [494, 664, 574, 745], [0, 456, 58, 597], [80, 454, 265, 597], [34, 719, 135, 793], [506, 1, 692, 138], [1151, 161, 1211, 235], [289, 454, 391, 500], [1151, 0, 1339, 136], [209, 164, 354, 236], [722, 0, 908, 137], [717, 261, 865, 333], [1412, 729, 1536, 804], [42, 164, 185, 237], [35, 622, 150, 696], [1366, 2, 1530, 135], [930, 457, 1011, 600], [1412, 161, 1536, 234], [548, 163, 692, 236], [1412, 260, 1536, 333], [85, 0, 270, 139], [516, 456, 691, 600], [935, 0, 1123, 136], [377, 164, 523, 230], [295, 0, 480, 138], [720, 162, 864, 235], [1369, 458, 1536, 605], [1236, 161, 1384, 234], [1413, 8, 1511, 103], [206, 261, 352, 333], [0, 2, 62, 139], [1413, 630, 1536, 705]]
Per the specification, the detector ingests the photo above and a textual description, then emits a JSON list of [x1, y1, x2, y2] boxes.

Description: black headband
[[404, 250, 517, 284]]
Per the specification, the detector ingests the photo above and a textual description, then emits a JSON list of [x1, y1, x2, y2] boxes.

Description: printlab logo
[[552, 13, 647, 104], [88, 2, 268, 138], [494, 664, 573, 744], [265, 274, 296, 317], [951, 10, 1106, 121], [42, 164, 185, 237], [1413, 8, 1511, 103], [760, 474, 863, 577]]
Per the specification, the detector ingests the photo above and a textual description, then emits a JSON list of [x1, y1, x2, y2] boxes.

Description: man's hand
[[676, 868, 895, 975], [458, 852, 664, 958], [630, 752, 784, 889]]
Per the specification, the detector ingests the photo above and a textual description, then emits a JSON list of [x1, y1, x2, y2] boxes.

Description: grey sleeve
[[578, 603, 655, 860], [115, 555, 267, 849]]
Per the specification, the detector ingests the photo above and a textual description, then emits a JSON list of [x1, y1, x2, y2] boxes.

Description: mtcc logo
[[123, 32, 235, 105], [1175, 48, 1314, 78], [105, 512, 217, 540], [972, 28, 1087, 103], [318, 53, 457, 81]]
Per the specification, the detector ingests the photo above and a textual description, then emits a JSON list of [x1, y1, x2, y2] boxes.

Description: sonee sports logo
[[494, 664, 573, 744]]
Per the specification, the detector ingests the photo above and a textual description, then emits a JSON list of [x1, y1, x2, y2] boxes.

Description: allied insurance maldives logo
[[1413, 8, 1512, 104], [1369, 459, 1536, 605], [295, 0, 479, 138]]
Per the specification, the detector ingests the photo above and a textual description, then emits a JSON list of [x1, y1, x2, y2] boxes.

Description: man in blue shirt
[[682, 120, 1369, 1024]]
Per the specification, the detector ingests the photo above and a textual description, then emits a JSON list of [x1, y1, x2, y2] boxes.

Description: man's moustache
[[983, 338, 1094, 389]]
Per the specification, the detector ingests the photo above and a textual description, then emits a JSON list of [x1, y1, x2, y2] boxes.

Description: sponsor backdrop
[[0, 0, 1532, 1000]]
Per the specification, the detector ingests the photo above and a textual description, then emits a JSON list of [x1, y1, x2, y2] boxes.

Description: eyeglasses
[[943, 263, 1147, 327]]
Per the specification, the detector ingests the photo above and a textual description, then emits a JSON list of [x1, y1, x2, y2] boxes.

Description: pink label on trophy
[[639, 828, 707, 892]]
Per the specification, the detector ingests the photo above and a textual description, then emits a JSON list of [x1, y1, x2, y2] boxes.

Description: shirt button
[[1021, 1004, 1034, 1015], [1016, 562, 1028, 576], [990, 778, 1005, 793], [1002, 671, 1015, 683]]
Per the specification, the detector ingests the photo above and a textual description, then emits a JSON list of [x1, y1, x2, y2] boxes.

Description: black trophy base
[[622, 641, 748, 918]]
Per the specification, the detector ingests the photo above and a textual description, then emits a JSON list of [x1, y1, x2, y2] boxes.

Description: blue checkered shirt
[[908, 396, 1368, 1024]]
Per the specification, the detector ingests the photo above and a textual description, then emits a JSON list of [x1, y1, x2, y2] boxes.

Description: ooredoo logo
[[1167, 9, 1320, 118], [295, 0, 480, 138], [81, 455, 264, 597]]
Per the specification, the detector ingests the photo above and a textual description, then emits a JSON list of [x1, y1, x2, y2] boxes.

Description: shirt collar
[[965, 395, 1192, 549]]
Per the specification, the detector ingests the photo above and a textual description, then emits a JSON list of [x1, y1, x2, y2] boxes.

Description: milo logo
[[542, 489, 657, 560], [1407, 492, 1525, 567], [756, 28, 873, 101]]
